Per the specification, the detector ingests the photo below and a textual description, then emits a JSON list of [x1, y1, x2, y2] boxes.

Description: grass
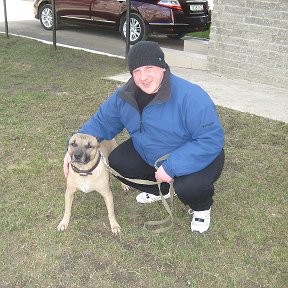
[[0, 34, 287, 288], [187, 28, 210, 39]]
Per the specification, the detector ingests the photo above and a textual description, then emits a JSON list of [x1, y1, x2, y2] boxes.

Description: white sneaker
[[136, 192, 170, 204], [189, 208, 211, 233]]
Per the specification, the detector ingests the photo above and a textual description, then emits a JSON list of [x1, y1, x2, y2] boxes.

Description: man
[[64, 41, 225, 233]]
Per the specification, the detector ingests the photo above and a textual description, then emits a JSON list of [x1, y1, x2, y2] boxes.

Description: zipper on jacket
[[139, 112, 143, 133]]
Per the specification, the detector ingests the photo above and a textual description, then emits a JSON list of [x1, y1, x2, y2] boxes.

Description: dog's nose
[[74, 153, 82, 160]]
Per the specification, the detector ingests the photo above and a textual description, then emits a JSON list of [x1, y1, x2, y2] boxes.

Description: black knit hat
[[127, 41, 166, 73]]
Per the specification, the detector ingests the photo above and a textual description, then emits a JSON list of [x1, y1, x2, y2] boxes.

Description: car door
[[56, 0, 92, 19], [91, 0, 125, 25]]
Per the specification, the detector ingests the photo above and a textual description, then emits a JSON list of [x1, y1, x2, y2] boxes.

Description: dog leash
[[99, 150, 174, 233], [142, 183, 174, 233]]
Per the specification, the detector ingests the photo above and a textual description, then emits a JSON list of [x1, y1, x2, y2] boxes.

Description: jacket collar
[[117, 66, 171, 108]]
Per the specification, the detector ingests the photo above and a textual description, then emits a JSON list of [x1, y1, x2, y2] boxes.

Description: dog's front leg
[[57, 185, 77, 232], [100, 189, 121, 234]]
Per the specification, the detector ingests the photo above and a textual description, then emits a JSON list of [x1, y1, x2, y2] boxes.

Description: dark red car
[[33, 0, 211, 44]]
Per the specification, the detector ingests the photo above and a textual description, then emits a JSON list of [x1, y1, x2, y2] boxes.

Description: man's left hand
[[155, 165, 173, 183]]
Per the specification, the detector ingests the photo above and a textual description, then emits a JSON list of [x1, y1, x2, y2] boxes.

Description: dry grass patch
[[0, 35, 287, 288]]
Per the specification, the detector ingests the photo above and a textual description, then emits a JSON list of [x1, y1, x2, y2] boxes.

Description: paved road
[[0, 0, 183, 57]]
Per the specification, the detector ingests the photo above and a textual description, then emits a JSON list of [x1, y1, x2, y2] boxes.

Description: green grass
[[0, 34, 287, 288], [187, 28, 210, 39]]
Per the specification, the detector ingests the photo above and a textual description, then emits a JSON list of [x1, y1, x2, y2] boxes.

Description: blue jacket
[[79, 68, 224, 178]]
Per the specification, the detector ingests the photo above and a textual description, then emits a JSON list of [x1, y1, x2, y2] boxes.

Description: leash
[[143, 183, 174, 233], [99, 150, 174, 233]]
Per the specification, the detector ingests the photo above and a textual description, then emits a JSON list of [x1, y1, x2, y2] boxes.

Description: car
[[33, 0, 211, 44]]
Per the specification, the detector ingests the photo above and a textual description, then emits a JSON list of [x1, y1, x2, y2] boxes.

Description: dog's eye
[[86, 143, 93, 149], [71, 142, 77, 147]]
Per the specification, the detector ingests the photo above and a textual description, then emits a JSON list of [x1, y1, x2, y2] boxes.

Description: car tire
[[39, 4, 60, 30], [167, 33, 186, 39], [119, 13, 149, 45]]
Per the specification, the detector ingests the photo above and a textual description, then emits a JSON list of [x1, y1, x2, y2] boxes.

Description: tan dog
[[57, 133, 128, 234]]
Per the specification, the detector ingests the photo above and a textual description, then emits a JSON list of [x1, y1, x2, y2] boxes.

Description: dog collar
[[70, 152, 101, 176]]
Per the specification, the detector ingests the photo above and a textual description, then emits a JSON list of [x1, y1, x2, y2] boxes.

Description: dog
[[57, 133, 128, 234]]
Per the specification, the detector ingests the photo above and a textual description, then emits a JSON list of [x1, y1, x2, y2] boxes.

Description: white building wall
[[208, 0, 288, 89]]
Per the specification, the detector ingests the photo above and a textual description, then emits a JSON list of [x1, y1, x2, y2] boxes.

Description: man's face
[[132, 66, 165, 94]]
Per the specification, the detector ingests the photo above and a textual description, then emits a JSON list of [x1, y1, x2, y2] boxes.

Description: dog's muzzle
[[72, 151, 90, 164]]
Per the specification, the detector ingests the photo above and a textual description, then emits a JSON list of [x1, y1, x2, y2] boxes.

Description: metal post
[[52, 0, 57, 50], [125, 0, 132, 57], [3, 0, 9, 38]]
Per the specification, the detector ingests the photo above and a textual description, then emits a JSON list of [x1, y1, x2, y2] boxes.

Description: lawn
[[187, 29, 210, 39], [0, 35, 287, 288]]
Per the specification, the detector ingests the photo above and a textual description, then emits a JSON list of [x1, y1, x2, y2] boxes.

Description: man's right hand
[[63, 151, 71, 178]]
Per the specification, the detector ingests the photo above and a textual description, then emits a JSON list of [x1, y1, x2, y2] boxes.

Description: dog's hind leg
[[57, 185, 77, 232], [99, 188, 121, 234], [121, 183, 130, 192]]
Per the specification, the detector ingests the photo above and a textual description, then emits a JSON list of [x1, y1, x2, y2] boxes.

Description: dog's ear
[[65, 132, 77, 151], [96, 138, 101, 149]]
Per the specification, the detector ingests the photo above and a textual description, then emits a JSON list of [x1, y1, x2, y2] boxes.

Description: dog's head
[[68, 133, 99, 164]]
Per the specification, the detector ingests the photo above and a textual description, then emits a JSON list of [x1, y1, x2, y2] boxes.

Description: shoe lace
[[188, 209, 210, 219]]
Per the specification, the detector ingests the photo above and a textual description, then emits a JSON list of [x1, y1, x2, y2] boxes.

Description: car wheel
[[167, 33, 186, 39], [120, 13, 149, 45], [39, 4, 60, 30]]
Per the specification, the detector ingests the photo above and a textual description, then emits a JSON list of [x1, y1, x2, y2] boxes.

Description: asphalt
[[108, 67, 288, 123]]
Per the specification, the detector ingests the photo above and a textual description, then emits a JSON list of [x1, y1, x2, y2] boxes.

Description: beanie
[[127, 41, 166, 73]]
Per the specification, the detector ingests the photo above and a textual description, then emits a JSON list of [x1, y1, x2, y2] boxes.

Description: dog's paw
[[57, 220, 69, 232], [111, 223, 121, 235], [121, 183, 130, 192]]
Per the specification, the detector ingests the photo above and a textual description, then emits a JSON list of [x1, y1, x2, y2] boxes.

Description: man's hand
[[63, 151, 71, 178], [155, 165, 173, 183]]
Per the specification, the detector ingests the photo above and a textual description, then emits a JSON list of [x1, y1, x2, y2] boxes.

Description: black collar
[[70, 152, 101, 176]]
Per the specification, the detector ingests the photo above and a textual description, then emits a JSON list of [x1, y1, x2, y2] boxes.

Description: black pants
[[108, 139, 225, 211]]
